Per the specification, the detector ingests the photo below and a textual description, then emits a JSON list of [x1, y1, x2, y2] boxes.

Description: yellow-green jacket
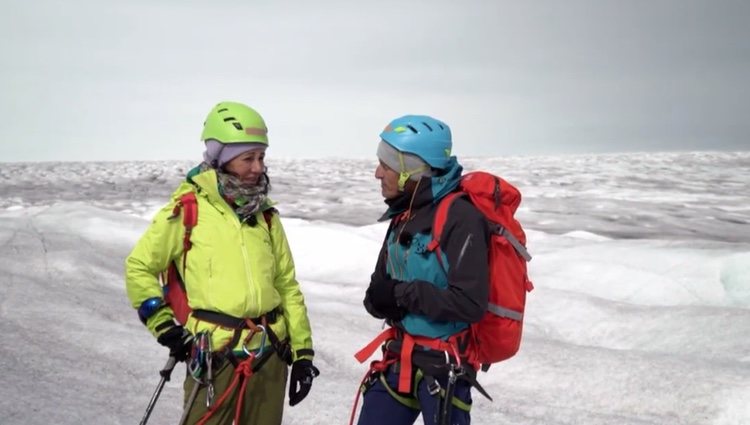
[[125, 168, 313, 361]]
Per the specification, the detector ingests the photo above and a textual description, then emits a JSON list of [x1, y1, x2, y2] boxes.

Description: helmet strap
[[398, 171, 410, 192], [397, 152, 428, 192]]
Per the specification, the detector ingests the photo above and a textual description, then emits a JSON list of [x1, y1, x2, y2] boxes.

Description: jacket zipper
[[236, 216, 257, 314]]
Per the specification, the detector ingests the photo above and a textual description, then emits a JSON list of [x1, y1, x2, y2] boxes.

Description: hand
[[288, 359, 320, 406], [156, 325, 193, 362], [367, 274, 405, 321]]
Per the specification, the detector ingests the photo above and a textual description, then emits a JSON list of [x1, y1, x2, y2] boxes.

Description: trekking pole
[[139, 356, 177, 425]]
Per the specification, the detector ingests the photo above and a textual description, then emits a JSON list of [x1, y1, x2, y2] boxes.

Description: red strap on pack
[[430, 192, 461, 244], [173, 193, 198, 278], [179, 193, 198, 252], [263, 210, 274, 230], [426, 192, 462, 271]]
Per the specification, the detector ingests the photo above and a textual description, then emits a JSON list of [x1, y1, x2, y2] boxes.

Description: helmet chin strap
[[397, 152, 428, 191]]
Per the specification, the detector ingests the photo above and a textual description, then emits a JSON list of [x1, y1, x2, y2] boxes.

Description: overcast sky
[[1, 0, 749, 162]]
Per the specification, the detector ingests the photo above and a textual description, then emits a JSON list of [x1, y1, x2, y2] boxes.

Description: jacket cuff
[[393, 281, 408, 307], [145, 308, 176, 338], [294, 348, 315, 362]]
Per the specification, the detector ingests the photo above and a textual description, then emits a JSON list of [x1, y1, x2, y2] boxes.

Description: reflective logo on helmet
[[383, 124, 408, 134], [245, 127, 268, 136]]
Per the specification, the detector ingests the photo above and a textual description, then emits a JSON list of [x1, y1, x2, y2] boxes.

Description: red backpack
[[160, 192, 273, 325], [428, 171, 533, 368]]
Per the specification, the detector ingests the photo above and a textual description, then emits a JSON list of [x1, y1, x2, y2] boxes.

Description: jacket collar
[[379, 157, 463, 221], [183, 165, 275, 214]]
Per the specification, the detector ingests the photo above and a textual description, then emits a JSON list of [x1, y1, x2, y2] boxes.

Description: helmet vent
[[437, 123, 444, 130], [422, 122, 433, 131], [218, 108, 229, 113], [223, 117, 236, 122], [232, 122, 243, 130], [406, 125, 418, 133]]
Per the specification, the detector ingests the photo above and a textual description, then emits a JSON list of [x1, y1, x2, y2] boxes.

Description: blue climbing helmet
[[379, 115, 453, 170]]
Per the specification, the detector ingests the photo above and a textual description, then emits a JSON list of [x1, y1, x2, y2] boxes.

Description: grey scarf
[[200, 162, 270, 221]]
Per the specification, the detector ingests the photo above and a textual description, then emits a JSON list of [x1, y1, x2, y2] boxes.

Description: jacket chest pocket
[[387, 232, 443, 285]]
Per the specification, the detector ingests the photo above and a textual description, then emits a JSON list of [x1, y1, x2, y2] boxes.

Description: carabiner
[[242, 325, 267, 357], [188, 331, 210, 383]]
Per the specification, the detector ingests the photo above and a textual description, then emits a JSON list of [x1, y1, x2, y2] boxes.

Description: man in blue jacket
[[358, 115, 490, 425]]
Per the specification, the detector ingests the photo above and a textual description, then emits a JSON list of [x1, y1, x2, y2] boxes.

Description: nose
[[375, 164, 385, 179], [250, 160, 264, 174]]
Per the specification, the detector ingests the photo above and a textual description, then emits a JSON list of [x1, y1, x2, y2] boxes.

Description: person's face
[[375, 160, 401, 200], [224, 149, 265, 185]]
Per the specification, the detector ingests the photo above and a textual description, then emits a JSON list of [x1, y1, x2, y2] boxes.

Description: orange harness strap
[[354, 328, 467, 394]]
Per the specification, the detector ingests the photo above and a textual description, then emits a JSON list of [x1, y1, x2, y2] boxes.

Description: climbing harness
[[178, 308, 290, 425]]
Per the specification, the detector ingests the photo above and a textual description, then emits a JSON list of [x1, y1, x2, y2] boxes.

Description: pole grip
[[160, 356, 178, 380]]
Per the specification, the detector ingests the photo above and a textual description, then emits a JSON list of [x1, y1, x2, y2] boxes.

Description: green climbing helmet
[[201, 101, 269, 145]]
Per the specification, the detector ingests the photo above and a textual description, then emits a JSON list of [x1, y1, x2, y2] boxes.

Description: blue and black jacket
[[364, 158, 489, 340]]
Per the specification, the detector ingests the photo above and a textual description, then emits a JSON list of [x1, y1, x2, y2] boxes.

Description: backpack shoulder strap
[[263, 208, 275, 230], [167, 192, 198, 278], [426, 191, 464, 271], [490, 222, 532, 261], [160, 192, 199, 325], [177, 192, 198, 252]]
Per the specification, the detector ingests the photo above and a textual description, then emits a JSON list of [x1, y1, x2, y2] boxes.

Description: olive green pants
[[181, 353, 288, 425]]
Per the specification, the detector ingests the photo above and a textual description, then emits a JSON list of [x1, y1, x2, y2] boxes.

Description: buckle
[[427, 379, 441, 396]]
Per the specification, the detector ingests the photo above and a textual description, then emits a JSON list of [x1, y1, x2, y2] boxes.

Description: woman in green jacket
[[126, 101, 318, 425]]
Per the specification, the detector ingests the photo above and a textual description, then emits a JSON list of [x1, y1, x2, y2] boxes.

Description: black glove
[[288, 359, 320, 406], [156, 325, 193, 362], [367, 274, 405, 320]]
